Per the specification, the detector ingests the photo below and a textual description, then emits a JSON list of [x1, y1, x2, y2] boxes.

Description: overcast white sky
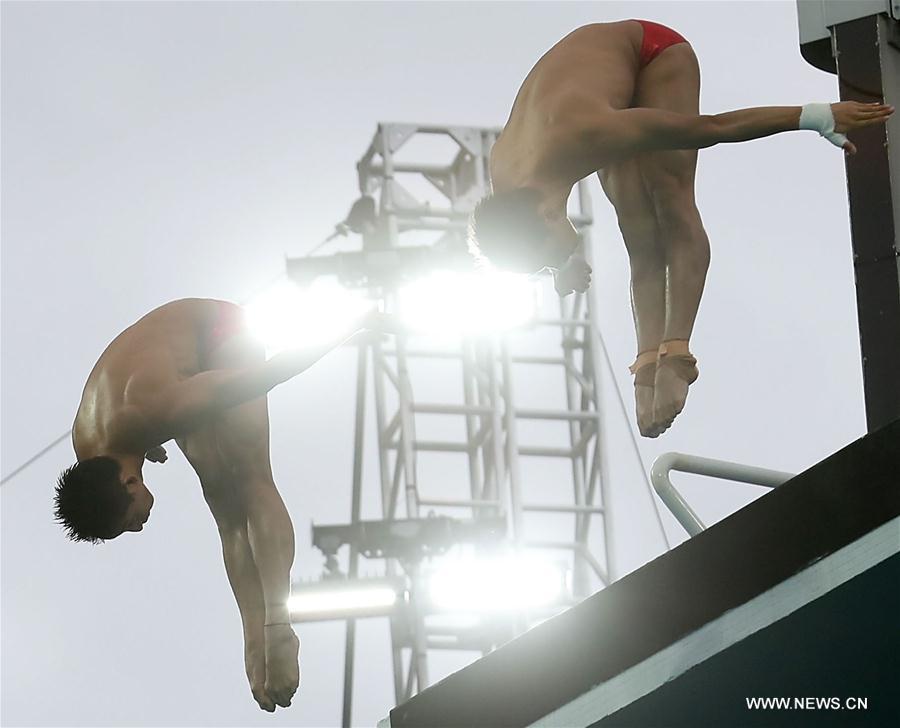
[[1, 2, 869, 727]]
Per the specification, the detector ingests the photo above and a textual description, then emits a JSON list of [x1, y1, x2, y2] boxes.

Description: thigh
[[201, 313, 274, 483], [176, 425, 227, 488], [213, 396, 274, 483], [633, 43, 701, 193]]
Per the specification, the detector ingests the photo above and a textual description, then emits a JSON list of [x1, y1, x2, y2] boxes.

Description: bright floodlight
[[427, 553, 564, 613], [245, 279, 372, 353], [288, 583, 399, 622], [397, 271, 539, 335]]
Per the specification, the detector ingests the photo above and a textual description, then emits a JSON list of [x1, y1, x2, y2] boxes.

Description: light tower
[[285, 122, 645, 727]]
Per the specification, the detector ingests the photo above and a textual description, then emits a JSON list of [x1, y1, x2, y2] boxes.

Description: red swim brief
[[207, 300, 247, 351], [634, 19, 688, 68]]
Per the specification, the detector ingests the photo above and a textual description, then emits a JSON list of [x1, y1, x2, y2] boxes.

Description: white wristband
[[799, 103, 848, 148]]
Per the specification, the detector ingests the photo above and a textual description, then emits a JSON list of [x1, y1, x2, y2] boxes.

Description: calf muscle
[[246, 484, 295, 624]]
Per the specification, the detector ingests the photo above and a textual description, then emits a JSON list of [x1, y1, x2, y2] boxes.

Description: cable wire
[[1, 268, 291, 486], [1, 430, 71, 485]]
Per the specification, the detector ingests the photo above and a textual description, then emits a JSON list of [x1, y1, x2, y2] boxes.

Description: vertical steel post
[[342, 344, 369, 728], [581, 184, 615, 582], [833, 15, 900, 430]]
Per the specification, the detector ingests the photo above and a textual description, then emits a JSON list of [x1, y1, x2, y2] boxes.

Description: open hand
[[145, 445, 168, 464], [553, 255, 593, 296], [832, 101, 894, 155]]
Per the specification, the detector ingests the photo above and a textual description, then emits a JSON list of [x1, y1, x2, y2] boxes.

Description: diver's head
[[54, 456, 154, 543], [469, 187, 579, 273]]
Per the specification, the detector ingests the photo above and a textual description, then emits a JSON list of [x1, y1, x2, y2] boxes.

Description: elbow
[[696, 115, 721, 149]]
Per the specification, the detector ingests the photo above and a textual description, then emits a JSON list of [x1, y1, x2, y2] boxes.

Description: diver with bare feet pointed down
[[468, 20, 893, 437], [54, 298, 392, 711]]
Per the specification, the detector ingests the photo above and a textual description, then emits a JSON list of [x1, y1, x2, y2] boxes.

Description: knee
[[650, 191, 708, 255]]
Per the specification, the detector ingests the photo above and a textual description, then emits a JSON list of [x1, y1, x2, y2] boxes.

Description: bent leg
[[598, 159, 667, 437], [635, 43, 710, 433]]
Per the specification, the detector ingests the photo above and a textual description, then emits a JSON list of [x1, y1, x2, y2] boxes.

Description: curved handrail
[[650, 452, 795, 537]]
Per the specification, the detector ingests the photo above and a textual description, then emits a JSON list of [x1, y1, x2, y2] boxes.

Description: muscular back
[[491, 21, 644, 189], [73, 299, 221, 459]]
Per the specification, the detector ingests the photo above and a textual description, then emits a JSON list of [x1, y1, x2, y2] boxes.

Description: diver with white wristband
[[467, 22, 894, 439]]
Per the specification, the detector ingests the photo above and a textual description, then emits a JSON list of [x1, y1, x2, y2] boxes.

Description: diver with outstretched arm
[[469, 20, 893, 437]]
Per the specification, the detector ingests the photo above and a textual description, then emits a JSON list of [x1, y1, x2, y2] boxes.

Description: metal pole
[[462, 338, 485, 508], [833, 15, 900, 431], [579, 178, 615, 584], [500, 337, 525, 545], [395, 334, 420, 519], [372, 339, 406, 702], [558, 292, 591, 596], [342, 344, 369, 728]]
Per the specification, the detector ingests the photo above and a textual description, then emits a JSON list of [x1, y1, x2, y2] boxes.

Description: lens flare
[[427, 553, 564, 612], [398, 271, 539, 335], [245, 279, 372, 353]]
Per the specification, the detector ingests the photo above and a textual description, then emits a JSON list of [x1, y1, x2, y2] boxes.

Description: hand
[[264, 624, 300, 709], [831, 101, 894, 155], [553, 255, 593, 297], [145, 445, 168, 464], [245, 642, 276, 712]]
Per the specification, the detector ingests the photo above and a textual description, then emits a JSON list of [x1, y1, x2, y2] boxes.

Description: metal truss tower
[[287, 123, 614, 726]]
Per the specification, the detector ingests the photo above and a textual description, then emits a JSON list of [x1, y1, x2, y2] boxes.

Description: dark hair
[[54, 457, 132, 544], [468, 188, 549, 270]]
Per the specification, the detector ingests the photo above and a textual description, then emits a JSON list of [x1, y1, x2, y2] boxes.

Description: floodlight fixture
[[312, 516, 507, 562], [288, 577, 406, 623]]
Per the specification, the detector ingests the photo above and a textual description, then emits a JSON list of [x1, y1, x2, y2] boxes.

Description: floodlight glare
[[245, 279, 372, 353], [397, 271, 539, 335], [288, 584, 399, 622], [427, 554, 564, 613]]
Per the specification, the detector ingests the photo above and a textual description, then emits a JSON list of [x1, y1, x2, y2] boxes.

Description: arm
[[607, 106, 800, 156], [599, 101, 893, 159]]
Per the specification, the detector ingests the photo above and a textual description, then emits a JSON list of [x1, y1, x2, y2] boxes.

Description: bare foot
[[264, 624, 300, 708], [635, 384, 659, 437], [651, 365, 691, 433], [245, 641, 275, 712], [630, 352, 660, 438]]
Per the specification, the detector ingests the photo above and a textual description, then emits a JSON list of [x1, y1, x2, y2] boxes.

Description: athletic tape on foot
[[799, 103, 848, 148]]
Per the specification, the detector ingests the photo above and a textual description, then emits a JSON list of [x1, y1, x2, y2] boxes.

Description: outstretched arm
[[597, 101, 893, 160]]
